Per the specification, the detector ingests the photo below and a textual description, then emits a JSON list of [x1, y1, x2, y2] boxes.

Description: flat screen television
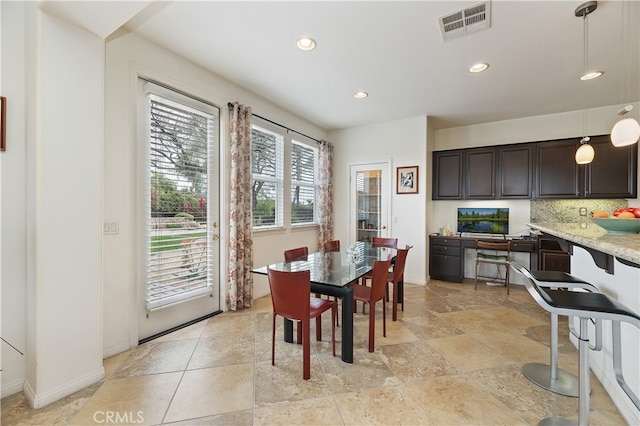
[[457, 207, 509, 235]]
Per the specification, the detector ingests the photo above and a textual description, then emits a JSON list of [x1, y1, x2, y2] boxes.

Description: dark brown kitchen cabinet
[[432, 135, 637, 200], [497, 145, 533, 198], [465, 148, 495, 199], [533, 235, 571, 273], [433, 150, 463, 200], [584, 136, 637, 198], [429, 236, 463, 282], [535, 140, 580, 199], [534, 135, 637, 199]]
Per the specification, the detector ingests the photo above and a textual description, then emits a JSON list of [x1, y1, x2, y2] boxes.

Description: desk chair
[[474, 240, 511, 294], [267, 268, 336, 380]]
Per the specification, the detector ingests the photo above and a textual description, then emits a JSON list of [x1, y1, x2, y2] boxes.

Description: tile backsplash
[[530, 199, 628, 223]]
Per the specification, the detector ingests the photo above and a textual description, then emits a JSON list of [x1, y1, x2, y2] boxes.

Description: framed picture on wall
[[396, 165, 418, 194]]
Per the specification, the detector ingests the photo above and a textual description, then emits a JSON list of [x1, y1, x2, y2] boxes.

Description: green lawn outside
[[151, 232, 207, 253]]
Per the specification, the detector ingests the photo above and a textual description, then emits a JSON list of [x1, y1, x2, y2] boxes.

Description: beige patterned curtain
[[227, 102, 253, 310], [317, 140, 334, 250]]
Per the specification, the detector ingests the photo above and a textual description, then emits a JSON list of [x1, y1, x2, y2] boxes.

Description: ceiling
[[62, 1, 640, 131]]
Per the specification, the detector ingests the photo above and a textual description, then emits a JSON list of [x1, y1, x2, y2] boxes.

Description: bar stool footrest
[[523, 363, 579, 397]]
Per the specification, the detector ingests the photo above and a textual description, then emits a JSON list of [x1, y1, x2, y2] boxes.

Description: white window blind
[[144, 86, 215, 311], [251, 125, 284, 228], [291, 140, 318, 224]]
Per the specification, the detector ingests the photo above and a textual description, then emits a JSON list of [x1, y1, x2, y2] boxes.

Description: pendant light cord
[[582, 9, 589, 140]]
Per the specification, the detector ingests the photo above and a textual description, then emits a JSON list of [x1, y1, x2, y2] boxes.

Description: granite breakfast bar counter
[[527, 222, 640, 268], [527, 222, 640, 424]]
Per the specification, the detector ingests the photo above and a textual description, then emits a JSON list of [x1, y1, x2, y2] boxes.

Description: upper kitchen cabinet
[[534, 139, 581, 199], [534, 135, 638, 199], [465, 148, 495, 199], [584, 135, 637, 199], [433, 144, 533, 200], [433, 136, 637, 200], [497, 145, 533, 198], [433, 150, 463, 200]]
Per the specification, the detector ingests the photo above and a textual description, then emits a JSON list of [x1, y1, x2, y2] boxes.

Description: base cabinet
[[534, 235, 570, 273], [429, 236, 463, 282]]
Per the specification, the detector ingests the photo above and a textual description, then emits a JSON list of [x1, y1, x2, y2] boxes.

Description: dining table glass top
[[251, 241, 396, 287]]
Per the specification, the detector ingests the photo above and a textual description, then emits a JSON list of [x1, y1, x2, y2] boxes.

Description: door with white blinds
[[349, 162, 391, 244], [138, 81, 220, 340]]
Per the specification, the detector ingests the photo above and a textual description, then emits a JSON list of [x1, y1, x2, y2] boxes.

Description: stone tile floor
[[1, 279, 626, 425]]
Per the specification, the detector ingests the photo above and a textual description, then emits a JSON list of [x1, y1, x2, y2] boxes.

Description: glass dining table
[[251, 241, 396, 363]]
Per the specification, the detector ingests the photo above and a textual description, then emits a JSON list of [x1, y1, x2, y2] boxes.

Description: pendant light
[[576, 137, 595, 164], [611, 1, 640, 147], [574, 1, 598, 165]]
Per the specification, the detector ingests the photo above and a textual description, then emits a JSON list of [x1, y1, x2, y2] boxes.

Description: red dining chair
[[351, 258, 392, 352], [284, 246, 308, 262], [355, 237, 398, 313], [361, 246, 411, 321], [322, 240, 340, 252], [321, 239, 341, 326], [267, 268, 336, 380], [371, 237, 398, 248]]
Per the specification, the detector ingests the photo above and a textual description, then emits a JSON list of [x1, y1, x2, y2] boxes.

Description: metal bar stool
[[511, 262, 640, 426], [525, 270, 602, 398]]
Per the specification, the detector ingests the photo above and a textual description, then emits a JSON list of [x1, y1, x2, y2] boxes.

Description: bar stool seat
[[511, 262, 640, 426], [524, 270, 602, 398]]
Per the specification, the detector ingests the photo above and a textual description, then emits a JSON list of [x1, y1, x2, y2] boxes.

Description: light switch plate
[[579, 207, 587, 216]]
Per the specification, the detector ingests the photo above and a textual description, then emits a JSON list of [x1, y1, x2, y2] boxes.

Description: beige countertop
[[527, 222, 640, 266]]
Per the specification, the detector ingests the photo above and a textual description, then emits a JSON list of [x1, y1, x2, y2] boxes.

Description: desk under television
[[428, 233, 536, 283]]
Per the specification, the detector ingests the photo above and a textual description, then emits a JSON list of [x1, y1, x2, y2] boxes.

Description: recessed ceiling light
[[353, 91, 368, 99], [296, 37, 316, 51], [469, 63, 489, 73], [580, 71, 603, 81]]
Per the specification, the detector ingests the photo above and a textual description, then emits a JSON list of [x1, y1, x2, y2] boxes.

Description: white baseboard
[[1, 378, 24, 399], [24, 367, 105, 409]]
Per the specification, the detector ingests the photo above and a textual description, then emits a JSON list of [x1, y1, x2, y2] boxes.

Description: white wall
[[1, 1, 27, 398], [330, 116, 428, 285], [0, 4, 105, 407], [104, 31, 327, 357]]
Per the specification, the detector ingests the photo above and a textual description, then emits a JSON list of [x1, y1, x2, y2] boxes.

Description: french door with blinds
[[138, 80, 220, 340]]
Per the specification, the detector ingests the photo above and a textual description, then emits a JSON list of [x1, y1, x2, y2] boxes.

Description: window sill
[[291, 223, 319, 232]]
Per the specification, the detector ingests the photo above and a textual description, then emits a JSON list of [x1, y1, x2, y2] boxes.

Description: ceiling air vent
[[439, 1, 491, 41]]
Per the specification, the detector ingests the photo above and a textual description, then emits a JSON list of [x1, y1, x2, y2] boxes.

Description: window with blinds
[[251, 125, 284, 228], [291, 141, 318, 224], [144, 85, 216, 311]]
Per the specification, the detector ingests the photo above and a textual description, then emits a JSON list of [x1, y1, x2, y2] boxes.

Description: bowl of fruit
[[590, 208, 640, 234]]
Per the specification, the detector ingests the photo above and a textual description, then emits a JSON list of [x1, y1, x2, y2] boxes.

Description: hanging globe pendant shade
[[611, 117, 640, 147], [575, 138, 595, 164]]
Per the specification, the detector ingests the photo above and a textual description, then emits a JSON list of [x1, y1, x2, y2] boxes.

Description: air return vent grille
[[439, 1, 491, 40]]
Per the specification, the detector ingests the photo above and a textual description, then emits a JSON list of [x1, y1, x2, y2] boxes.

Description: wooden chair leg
[[474, 262, 479, 290], [316, 316, 322, 341]]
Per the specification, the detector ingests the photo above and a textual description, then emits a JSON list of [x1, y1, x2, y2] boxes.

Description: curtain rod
[[227, 102, 321, 144]]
